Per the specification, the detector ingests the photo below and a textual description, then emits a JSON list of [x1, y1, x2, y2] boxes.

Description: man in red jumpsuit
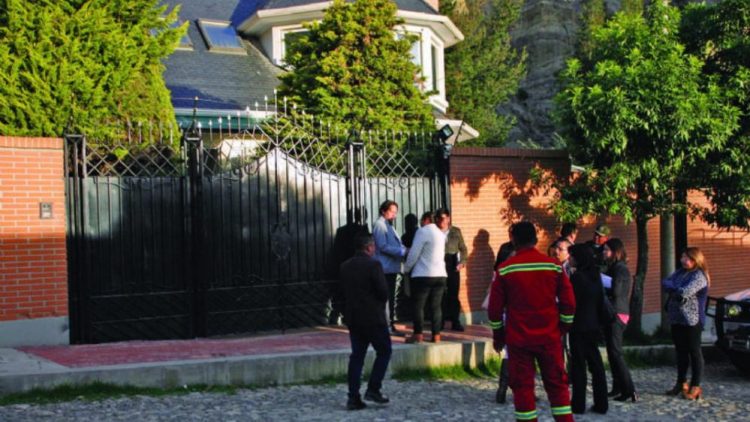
[[488, 221, 576, 422]]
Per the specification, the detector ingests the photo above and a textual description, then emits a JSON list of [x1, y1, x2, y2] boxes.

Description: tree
[[552, 1, 739, 334], [442, 0, 526, 146], [0, 0, 184, 140], [577, 0, 606, 61], [277, 0, 433, 143], [679, 0, 750, 228]]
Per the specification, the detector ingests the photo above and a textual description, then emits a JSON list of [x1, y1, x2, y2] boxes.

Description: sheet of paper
[[601, 273, 612, 289]]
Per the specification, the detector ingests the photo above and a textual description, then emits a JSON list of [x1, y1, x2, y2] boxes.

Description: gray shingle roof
[[162, 0, 282, 112], [161, 0, 439, 113], [259, 0, 438, 15]]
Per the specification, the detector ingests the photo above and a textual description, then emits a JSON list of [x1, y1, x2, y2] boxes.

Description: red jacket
[[487, 247, 576, 346]]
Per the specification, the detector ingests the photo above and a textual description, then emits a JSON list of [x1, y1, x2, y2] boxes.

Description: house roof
[[160, 0, 449, 115], [162, 0, 283, 113], [258, 0, 439, 15]]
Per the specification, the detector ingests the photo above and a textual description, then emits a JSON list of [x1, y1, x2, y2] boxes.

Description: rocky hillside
[[503, 0, 711, 147]]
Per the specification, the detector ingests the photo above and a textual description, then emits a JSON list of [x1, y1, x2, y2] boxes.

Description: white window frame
[[398, 25, 448, 112], [427, 34, 447, 112], [270, 23, 310, 66], [197, 19, 246, 55]]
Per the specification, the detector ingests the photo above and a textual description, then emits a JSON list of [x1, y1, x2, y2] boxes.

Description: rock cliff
[[502, 0, 711, 147]]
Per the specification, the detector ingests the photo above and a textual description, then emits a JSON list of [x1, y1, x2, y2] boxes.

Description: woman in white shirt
[[404, 210, 449, 343]]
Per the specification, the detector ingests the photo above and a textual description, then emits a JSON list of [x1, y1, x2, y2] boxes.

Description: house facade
[[162, 0, 477, 142]]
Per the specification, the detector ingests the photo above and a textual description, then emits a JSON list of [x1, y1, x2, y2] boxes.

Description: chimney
[[425, 0, 439, 12]]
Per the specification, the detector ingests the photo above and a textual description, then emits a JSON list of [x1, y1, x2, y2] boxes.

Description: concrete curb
[[0, 339, 497, 395], [0, 340, 725, 396]]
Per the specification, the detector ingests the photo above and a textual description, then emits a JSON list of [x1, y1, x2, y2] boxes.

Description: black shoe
[[364, 390, 390, 404], [495, 387, 507, 404], [614, 392, 638, 403], [589, 405, 607, 414], [346, 396, 367, 411], [607, 389, 622, 398]]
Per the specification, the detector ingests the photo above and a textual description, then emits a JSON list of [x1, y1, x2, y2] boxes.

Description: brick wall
[[450, 147, 749, 320], [0, 137, 68, 321]]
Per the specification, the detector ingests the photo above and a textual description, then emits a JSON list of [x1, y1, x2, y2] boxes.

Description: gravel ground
[[1, 362, 748, 421]]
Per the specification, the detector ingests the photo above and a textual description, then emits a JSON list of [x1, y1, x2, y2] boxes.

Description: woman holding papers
[[602, 238, 637, 402]]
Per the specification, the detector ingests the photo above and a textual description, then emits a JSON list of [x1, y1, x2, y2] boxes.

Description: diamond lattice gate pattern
[[65, 114, 448, 343]]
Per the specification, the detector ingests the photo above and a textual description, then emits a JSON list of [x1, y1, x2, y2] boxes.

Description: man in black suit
[[340, 234, 392, 411]]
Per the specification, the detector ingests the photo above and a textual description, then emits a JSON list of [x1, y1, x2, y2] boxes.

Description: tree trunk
[[626, 215, 650, 337], [660, 213, 675, 333]]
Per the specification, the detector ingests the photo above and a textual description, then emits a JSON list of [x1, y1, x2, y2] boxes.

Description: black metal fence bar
[[64, 116, 448, 343]]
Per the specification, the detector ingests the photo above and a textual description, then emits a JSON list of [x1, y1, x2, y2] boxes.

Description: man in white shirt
[[403, 210, 448, 343]]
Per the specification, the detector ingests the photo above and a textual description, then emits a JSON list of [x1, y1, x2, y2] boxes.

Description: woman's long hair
[[604, 238, 627, 264], [569, 243, 600, 284], [684, 247, 711, 287]]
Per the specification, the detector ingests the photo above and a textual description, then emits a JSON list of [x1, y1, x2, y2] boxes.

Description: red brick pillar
[[0, 136, 68, 346]]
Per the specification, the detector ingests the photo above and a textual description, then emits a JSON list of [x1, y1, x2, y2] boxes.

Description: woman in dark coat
[[602, 238, 637, 402], [567, 244, 608, 415]]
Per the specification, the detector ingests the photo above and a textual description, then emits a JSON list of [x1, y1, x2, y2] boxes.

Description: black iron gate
[[65, 114, 449, 343]]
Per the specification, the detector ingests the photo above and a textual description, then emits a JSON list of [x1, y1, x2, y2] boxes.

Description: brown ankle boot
[[406, 333, 423, 344], [665, 382, 689, 396], [431, 334, 441, 343], [683, 386, 703, 400]]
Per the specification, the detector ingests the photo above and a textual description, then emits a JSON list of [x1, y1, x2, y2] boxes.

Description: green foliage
[[443, 0, 526, 146], [577, 0, 606, 60], [679, 0, 750, 228], [392, 356, 501, 381], [552, 1, 740, 333], [277, 0, 434, 141], [620, 0, 644, 17], [554, 1, 738, 224], [0, 0, 184, 140]]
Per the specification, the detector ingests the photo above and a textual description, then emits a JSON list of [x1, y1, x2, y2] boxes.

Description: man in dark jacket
[[340, 234, 392, 411]]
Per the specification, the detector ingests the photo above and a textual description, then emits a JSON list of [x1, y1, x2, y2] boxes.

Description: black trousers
[[411, 277, 446, 335], [604, 318, 635, 395], [385, 273, 398, 326], [569, 331, 608, 414], [348, 324, 392, 397], [671, 323, 704, 387], [442, 254, 462, 325]]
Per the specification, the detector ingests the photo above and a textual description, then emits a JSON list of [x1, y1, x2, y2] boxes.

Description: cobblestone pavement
[[2, 362, 748, 421]]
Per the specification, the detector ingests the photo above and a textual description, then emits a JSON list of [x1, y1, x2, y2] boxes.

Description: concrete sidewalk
[[0, 324, 496, 396]]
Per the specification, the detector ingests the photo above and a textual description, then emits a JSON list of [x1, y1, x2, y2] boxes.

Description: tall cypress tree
[[278, 0, 433, 140], [442, 0, 526, 146], [0, 0, 184, 140]]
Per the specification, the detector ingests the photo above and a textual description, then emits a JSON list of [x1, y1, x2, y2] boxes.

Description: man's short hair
[[560, 222, 577, 238], [354, 233, 374, 251], [511, 221, 537, 248], [434, 208, 450, 224]]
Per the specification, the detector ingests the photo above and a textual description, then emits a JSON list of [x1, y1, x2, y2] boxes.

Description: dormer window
[[153, 20, 193, 51], [197, 19, 246, 54], [176, 21, 193, 50], [282, 28, 310, 62]]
